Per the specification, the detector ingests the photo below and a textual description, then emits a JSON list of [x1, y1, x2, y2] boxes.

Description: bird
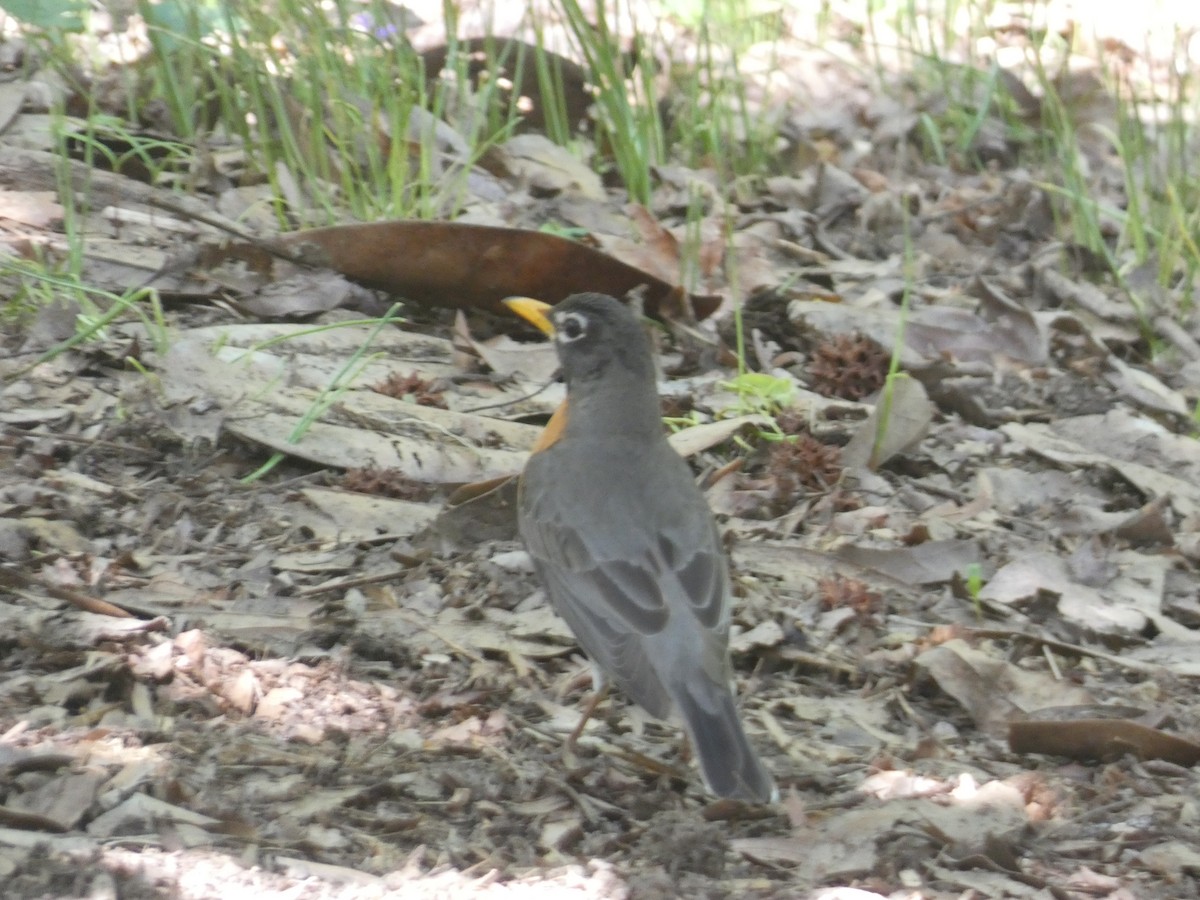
[[504, 292, 777, 804]]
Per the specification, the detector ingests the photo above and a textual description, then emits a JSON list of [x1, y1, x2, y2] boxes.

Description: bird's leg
[[560, 661, 606, 753], [677, 730, 693, 764], [565, 684, 609, 753]]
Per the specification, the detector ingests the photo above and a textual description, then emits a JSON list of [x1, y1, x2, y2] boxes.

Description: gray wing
[[519, 445, 730, 716]]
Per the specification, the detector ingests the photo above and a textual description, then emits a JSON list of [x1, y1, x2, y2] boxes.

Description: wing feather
[[519, 443, 731, 716]]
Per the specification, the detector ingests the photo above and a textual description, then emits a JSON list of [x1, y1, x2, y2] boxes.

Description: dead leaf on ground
[[267, 220, 719, 319], [735, 775, 1029, 882], [916, 639, 1094, 735], [1004, 411, 1200, 519], [836, 539, 980, 586], [979, 549, 1172, 638], [841, 374, 934, 469], [497, 135, 605, 199], [1009, 710, 1200, 766], [153, 322, 541, 485]]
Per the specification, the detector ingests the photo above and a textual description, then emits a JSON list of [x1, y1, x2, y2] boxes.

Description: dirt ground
[[3, 3, 1200, 898], [3, 290, 1199, 898]]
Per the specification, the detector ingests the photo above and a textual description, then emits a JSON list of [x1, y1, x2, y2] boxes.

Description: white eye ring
[[555, 311, 589, 343]]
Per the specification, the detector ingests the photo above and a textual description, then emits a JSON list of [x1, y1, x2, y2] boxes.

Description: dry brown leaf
[[272, 220, 717, 319], [1009, 715, 1200, 766]]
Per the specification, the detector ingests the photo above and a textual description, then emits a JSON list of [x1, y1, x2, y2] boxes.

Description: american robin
[[504, 292, 777, 804]]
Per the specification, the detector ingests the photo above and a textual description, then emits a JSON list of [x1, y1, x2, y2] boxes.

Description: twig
[[0, 569, 133, 618]]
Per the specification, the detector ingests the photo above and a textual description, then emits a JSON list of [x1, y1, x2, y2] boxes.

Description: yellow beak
[[503, 296, 556, 337]]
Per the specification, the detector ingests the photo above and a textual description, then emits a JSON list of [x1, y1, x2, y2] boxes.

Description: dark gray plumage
[[515, 293, 777, 803]]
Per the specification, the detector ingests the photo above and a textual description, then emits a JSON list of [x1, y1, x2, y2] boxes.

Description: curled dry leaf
[[1009, 712, 1200, 766], [273, 220, 719, 320]]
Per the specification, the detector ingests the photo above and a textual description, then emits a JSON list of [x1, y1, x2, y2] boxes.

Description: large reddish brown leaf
[[276, 220, 718, 319]]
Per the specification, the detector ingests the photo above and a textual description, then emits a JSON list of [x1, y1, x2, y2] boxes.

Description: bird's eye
[[556, 312, 588, 343]]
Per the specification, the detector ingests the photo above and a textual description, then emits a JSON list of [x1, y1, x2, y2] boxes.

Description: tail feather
[[673, 679, 777, 804]]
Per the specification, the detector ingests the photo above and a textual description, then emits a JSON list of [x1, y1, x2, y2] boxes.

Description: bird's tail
[[673, 678, 777, 804]]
